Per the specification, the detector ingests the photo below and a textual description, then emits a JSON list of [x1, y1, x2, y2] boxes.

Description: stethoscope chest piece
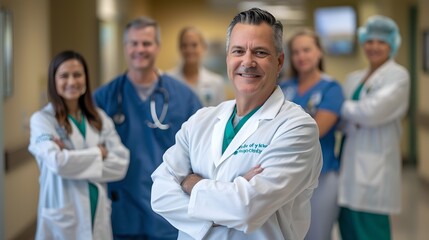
[[115, 72, 170, 129], [113, 113, 125, 125]]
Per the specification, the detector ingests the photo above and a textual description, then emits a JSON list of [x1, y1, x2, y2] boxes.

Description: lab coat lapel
[[362, 60, 394, 97], [69, 122, 85, 149], [214, 87, 284, 167], [69, 116, 99, 150], [219, 117, 259, 164], [212, 102, 234, 167], [85, 120, 100, 148]]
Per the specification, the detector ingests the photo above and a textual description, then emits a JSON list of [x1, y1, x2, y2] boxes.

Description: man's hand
[[181, 173, 203, 195], [182, 165, 263, 228], [181, 165, 263, 195], [243, 165, 264, 181]]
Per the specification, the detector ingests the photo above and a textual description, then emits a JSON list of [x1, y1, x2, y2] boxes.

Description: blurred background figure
[[93, 16, 202, 240], [28, 50, 129, 240], [338, 15, 410, 240], [168, 26, 226, 107], [279, 29, 344, 240]]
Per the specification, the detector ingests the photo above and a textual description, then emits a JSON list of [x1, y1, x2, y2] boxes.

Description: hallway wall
[[1, 0, 50, 239], [417, 0, 429, 182], [50, 0, 98, 87]]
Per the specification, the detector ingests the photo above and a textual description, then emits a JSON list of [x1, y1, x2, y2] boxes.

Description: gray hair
[[123, 16, 161, 44], [226, 8, 283, 55]]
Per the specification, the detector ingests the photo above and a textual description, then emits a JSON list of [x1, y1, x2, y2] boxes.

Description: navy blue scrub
[[94, 74, 202, 239]]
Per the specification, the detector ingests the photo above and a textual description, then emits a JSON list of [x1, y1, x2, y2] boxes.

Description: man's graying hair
[[226, 8, 284, 55], [123, 16, 161, 44]]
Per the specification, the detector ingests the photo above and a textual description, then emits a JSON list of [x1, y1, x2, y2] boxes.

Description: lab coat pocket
[[355, 152, 384, 187], [38, 203, 77, 239]]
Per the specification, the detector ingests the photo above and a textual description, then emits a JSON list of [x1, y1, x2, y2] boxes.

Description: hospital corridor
[[1, 0, 429, 239], [390, 167, 429, 240]]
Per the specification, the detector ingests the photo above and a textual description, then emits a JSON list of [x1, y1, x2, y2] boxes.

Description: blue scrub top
[[94, 74, 202, 238], [279, 76, 344, 174]]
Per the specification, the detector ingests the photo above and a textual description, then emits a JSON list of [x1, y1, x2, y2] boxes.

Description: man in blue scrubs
[[94, 16, 202, 240]]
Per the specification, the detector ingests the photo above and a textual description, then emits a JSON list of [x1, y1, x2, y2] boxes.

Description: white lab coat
[[339, 59, 410, 214], [28, 104, 129, 240], [151, 87, 322, 240], [168, 65, 226, 107]]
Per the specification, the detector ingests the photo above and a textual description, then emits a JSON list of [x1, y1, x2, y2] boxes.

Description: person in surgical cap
[[337, 15, 410, 240]]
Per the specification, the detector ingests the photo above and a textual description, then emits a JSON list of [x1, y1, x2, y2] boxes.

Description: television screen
[[314, 6, 357, 55]]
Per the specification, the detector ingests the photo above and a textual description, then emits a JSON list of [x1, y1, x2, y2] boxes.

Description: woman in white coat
[[168, 26, 226, 107], [28, 50, 129, 240], [338, 16, 410, 240]]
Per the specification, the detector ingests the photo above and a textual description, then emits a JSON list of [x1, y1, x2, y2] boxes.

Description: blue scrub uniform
[[280, 77, 344, 240], [94, 74, 202, 239], [280, 77, 344, 174]]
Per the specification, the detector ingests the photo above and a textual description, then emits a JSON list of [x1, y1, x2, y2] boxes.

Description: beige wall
[[2, 0, 50, 239], [417, 0, 429, 181], [151, 0, 236, 71], [3, 0, 101, 239], [50, 0, 99, 88]]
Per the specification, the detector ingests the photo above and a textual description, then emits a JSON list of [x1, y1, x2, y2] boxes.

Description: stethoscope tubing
[[113, 72, 170, 129]]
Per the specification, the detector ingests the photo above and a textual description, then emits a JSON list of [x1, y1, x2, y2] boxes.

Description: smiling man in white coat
[[151, 8, 322, 240]]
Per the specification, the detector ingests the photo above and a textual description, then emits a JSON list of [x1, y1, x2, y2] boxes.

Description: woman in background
[[279, 29, 344, 240], [28, 50, 129, 240], [168, 26, 226, 106], [338, 16, 409, 240]]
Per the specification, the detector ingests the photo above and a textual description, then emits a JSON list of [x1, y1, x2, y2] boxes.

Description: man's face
[[124, 26, 160, 72], [226, 23, 284, 100]]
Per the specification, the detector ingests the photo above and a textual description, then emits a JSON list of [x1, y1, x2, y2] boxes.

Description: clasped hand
[[180, 165, 264, 195], [52, 138, 108, 160]]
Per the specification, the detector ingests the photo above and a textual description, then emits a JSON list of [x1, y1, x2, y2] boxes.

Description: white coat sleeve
[[341, 67, 410, 127], [89, 110, 129, 182], [152, 114, 322, 236], [151, 119, 213, 240], [28, 111, 123, 181], [187, 118, 321, 233]]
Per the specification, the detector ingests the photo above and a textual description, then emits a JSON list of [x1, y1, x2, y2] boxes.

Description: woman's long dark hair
[[47, 50, 102, 133]]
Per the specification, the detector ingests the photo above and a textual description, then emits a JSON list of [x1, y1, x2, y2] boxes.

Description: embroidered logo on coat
[[35, 133, 53, 144], [234, 143, 268, 155]]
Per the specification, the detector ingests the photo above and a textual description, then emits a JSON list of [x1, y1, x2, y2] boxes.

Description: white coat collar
[[364, 59, 396, 87], [169, 64, 210, 85], [68, 113, 100, 150], [42, 103, 99, 150], [212, 86, 284, 167]]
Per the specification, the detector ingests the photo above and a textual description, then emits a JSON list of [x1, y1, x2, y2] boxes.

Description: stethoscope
[[113, 72, 170, 130]]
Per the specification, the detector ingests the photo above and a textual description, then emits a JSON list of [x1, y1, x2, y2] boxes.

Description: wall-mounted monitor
[[314, 6, 357, 55]]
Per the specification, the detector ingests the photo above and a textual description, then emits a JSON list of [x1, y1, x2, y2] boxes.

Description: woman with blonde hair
[[280, 29, 344, 240], [169, 26, 226, 106]]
